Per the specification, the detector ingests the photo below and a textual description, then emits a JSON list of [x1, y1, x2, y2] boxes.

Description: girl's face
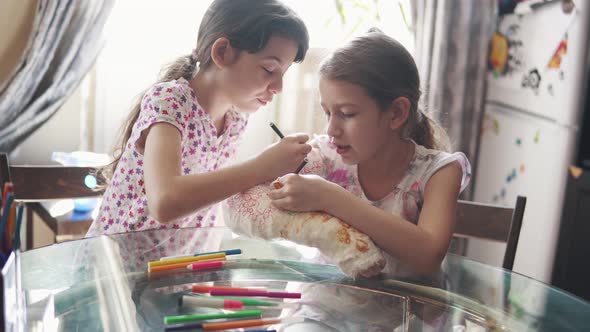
[[319, 78, 395, 165], [221, 36, 299, 113]]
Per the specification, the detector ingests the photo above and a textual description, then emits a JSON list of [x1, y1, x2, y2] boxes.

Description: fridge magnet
[[547, 84, 554, 95], [501, 188, 506, 198], [521, 68, 541, 93], [515, 137, 522, 146], [480, 115, 501, 136], [488, 28, 523, 77], [520, 164, 525, 173], [489, 32, 509, 76], [562, 0, 575, 14], [547, 34, 567, 69], [506, 168, 517, 183], [533, 130, 540, 143], [559, 70, 565, 80], [498, 0, 519, 15]]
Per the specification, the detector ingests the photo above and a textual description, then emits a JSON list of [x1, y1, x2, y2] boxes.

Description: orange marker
[[202, 317, 304, 331]]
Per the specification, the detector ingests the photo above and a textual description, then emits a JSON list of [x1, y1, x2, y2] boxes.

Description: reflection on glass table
[[20, 227, 590, 331]]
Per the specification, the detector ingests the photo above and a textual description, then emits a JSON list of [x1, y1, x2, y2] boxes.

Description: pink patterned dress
[[86, 78, 248, 237]]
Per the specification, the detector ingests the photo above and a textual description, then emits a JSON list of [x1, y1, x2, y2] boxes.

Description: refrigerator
[[471, 0, 590, 283]]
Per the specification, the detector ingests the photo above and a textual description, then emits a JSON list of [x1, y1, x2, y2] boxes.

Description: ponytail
[[97, 55, 197, 186], [409, 110, 451, 152]]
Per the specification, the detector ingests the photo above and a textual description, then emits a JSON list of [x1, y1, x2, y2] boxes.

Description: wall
[[0, 0, 91, 165], [0, 0, 36, 85]]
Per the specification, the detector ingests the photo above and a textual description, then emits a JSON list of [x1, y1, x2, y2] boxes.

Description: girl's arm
[[324, 163, 462, 274], [270, 162, 462, 274], [143, 123, 310, 223]]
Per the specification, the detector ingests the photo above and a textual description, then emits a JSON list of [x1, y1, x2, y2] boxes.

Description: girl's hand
[[253, 134, 311, 182], [268, 174, 332, 212]]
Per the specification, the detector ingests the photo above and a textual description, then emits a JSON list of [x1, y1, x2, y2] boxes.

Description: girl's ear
[[210, 37, 237, 69], [389, 96, 411, 130]]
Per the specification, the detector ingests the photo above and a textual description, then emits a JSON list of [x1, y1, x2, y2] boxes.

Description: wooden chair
[[0, 153, 104, 250], [453, 196, 527, 271]]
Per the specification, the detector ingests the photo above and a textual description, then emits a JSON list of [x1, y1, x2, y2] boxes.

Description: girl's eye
[[262, 67, 273, 74], [341, 113, 356, 118]]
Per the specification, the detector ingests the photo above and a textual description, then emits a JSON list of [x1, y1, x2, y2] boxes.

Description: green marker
[[163, 310, 262, 324], [212, 296, 278, 307]]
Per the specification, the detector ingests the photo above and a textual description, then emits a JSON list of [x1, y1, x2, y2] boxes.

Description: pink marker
[[210, 289, 301, 299], [187, 261, 225, 271], [180, 295, 243, 309]]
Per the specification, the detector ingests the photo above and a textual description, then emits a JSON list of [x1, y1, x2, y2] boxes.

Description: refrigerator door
[[486, 1, 589, 126], [472, 103, 576, 282]]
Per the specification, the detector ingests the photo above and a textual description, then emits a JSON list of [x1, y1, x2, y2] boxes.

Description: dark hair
[[319, 28, 450, 151], [101, 0, 309, 183]]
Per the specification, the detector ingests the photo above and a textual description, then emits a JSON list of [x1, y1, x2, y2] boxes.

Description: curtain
[[412, 0, 496, 199], [0, 0, 113, 152]]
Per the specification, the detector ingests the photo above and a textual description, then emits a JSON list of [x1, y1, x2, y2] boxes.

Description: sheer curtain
[[412, 0, 495, 198], [0, 0, 113, 152]]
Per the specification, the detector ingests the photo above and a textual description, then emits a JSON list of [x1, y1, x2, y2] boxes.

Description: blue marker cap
[[194, 248, 242, 257], [164, 322, 203, 331]]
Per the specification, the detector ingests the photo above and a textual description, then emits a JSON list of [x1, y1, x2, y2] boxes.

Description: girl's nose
[[269, 77, 283, 94], [326, 118, 341, 137]]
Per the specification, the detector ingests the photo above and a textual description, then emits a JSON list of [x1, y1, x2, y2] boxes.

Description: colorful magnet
[[489, 32, 509, 75], [498, 0, 519, 15], [547, 34, 567, 69], [562, 0, 575, 14], [534, 130, 540, 143], [522, 68, 541, 93]]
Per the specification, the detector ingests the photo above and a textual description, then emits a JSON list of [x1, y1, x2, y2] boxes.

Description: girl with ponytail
[[266, 29, 472, 275], [87, 0, 310, 236]]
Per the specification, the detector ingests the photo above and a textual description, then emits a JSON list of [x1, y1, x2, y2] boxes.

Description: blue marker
[[164, 322, 202, 331], [13, 204, 24, 250]]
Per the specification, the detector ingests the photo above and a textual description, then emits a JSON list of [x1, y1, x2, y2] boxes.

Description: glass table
[[19, 227, 590, 331]]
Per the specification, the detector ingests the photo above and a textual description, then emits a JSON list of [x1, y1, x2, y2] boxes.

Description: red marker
[[187, 260, 224, 271], [180, 295, 243, 309], [210, 289, 301, 299]]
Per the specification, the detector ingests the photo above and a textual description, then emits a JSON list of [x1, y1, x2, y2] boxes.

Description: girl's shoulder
[[145, 78, 194, 100], [410, 142, 472, 192]]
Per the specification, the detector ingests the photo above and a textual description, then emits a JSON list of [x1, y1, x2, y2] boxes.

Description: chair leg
[[26, 207, 34, 250]]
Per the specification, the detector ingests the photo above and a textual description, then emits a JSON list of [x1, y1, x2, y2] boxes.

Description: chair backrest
[[10, 165, 103, 201], [0, 153, 105, 249], [454, 196, 527, 271]]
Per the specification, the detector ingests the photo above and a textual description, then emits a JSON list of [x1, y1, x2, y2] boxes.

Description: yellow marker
[[148, 252, 225, 268], [148, 257, 226, 273]]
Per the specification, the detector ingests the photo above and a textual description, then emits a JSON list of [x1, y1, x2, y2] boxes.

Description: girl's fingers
[[298, 143, 312, 154], [267, 189, 283, 200], [290, 133, 309, 143], [270, 197, 291, 209]]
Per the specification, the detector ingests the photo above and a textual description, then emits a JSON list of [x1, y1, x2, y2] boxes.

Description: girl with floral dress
[[86, 0, 311, 239]]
